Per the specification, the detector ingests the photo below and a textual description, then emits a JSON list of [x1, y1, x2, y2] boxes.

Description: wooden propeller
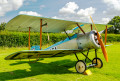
[[90, 16, 108, 62]]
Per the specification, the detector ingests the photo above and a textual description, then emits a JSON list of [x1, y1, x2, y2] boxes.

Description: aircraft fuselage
[[45, 30, 100, 51]]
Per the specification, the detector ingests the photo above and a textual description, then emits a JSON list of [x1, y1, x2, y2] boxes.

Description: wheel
[[92, 58, 103, 68], [75, 60, 87, 73]]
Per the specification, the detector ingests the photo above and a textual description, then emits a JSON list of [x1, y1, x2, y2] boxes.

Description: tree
[[108, 16, 120, 34], [0, 22, 6, 31]]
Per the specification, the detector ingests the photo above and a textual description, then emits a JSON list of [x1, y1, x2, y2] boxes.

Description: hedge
[[0, 31, 120, 47], [0, 31, 70, 47], [102, 34, 120, 42]]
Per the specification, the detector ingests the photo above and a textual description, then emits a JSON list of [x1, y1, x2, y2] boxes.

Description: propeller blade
[[105, 25, 107, 45], [90, 16, 97, 31], [90, 16, 108, 62], [97, 32, 108, 62]]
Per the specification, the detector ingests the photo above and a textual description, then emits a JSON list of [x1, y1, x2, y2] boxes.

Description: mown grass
[[0, 42, 120, 81]]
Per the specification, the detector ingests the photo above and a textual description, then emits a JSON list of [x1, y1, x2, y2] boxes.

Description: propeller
[[90, 16, 108, 62]]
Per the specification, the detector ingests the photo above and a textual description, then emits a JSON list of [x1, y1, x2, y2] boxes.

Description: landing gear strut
[[74, 49, 103, 74]]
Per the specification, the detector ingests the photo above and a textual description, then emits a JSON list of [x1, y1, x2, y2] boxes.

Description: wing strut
[[91, 24, 93, 31], [76, 23, 85, 34], [64, 30, 70, 39], [40, 19, 42, 50], [105, 25, 107, 45], [28, 27, 31, 50]]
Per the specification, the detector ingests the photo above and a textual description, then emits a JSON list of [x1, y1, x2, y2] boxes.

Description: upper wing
[[5, 15, 113, 33], [5, 49, 81, 60]]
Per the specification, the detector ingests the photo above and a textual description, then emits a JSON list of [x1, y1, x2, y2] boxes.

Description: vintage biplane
[[5, 15, 112, 73]]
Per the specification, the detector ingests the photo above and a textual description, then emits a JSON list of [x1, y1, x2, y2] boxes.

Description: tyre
[[75, 60, 87, 73], [92, 58, 103, 68]]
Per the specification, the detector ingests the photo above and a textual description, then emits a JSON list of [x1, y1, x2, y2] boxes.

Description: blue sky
[[0, 0, 120, 24]]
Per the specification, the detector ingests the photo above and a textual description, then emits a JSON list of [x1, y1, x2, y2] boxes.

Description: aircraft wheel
[[92, 58, 103, 68], [75, 60, 87, 73]]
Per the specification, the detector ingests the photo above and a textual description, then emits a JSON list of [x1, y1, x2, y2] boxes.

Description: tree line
[[108, 16, 120, 34]]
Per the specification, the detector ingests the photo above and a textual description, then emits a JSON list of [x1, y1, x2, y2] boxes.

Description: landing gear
[[75, 60, 87, 73], [74, 49, 103, 74], [92, 58, 103, 68]]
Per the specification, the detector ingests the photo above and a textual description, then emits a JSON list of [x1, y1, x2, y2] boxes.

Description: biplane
[[5, 15, 113, 73]]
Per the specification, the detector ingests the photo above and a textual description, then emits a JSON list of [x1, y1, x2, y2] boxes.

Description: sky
[[0, 0, 120, 24]]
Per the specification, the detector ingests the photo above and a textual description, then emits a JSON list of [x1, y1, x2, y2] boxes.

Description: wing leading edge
[[5, 15, 113, 33], [5, 49, 82, 60]]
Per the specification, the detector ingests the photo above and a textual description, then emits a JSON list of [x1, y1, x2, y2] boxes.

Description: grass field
[[0, 42, 120, 81]]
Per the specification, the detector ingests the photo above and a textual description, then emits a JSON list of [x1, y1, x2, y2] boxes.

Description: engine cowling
[[77, 30, 100, 50]]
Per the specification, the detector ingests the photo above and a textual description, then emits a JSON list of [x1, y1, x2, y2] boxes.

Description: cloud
[[101, 17, 110, 24], [77, 7, 96, 22], [102, 0, 120, 16], [19, 11, 42, 16], [77, 7, 96, 17], [53, 2, 96, 23], [103, 0, 120, 10], [0, 0, 24, 16], [59, 2, 79, 15]]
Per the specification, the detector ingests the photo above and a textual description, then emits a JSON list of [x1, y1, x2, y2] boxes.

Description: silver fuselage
[[45, 30, 100, 51]]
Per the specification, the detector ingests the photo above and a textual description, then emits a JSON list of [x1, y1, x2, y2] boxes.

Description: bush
[[0, 31, 69, 47], [102, 34, 120, 42], [0, 22, 6, 31], [0, 31, 119, 47]]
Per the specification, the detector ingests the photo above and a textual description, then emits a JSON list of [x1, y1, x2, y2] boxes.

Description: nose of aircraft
[[90, 16, 108, 62]]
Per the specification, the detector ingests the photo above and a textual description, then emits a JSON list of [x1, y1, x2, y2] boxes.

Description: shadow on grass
[[0, 59, 77, 81]]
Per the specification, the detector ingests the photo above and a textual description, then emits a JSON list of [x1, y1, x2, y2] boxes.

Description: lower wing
[[5, 49, 82, 60]]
